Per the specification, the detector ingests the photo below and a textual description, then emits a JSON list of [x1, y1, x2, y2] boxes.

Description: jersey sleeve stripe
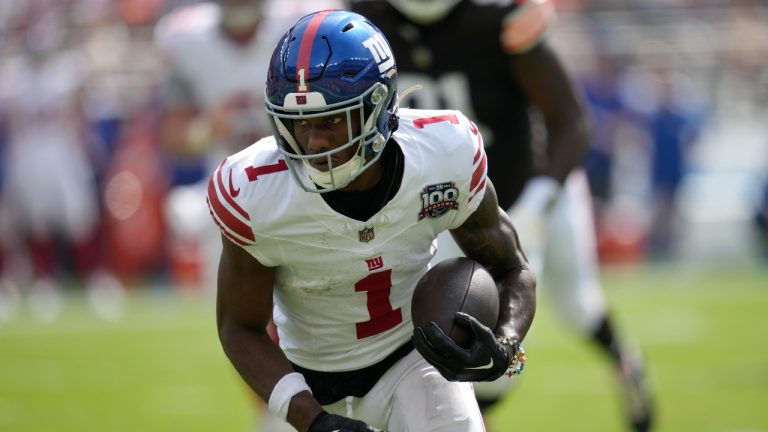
[[206, 199, 250, 246], [472, 138, 483, 164], [501, 0, 554, 53], [216, 160, 250, 220], [470, 148, 487, 193], [470, 178, 487, 203], [207, 171, 256, 243]]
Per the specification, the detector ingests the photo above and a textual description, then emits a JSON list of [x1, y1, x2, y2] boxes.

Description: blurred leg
[[545, 171, 654, 432]]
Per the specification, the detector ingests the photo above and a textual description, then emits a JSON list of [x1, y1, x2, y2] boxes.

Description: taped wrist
[[267, 372, 312, 421]]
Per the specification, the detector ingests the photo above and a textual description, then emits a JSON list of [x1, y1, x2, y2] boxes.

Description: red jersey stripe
[[216, 160, 249, 220], [207, 201, 250, 246], [470, 152, 487, 192], [296, 10, 331, 92], [473, 142, 483, 164], [207, 172, 256, 242], [470, 178, 487, 203]]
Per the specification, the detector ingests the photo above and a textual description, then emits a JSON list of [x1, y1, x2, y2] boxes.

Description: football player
[[349, 0, 654, 430], [154, 1, 341, 430], [155, 0, 343, 289], [209, 10, 536, 431], [155, 0, 296, 295], [0, 5, 125, 322]]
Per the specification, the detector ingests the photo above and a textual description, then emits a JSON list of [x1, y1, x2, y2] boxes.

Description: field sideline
[[1, 264, 766, 431]]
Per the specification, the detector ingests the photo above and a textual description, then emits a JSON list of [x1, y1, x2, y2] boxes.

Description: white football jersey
[[207, 108, 488, 372], [154, 2, 318, 161]]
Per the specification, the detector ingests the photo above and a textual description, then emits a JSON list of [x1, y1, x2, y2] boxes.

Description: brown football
[[411, 257, 499, 349]]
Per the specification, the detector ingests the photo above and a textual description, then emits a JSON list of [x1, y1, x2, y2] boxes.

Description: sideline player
[[154, 0, 340, 294], [208, 10, 536, 431], [154, 2, 340, 430], [0, 6, 125, 322], [350, 0, 654, 430]]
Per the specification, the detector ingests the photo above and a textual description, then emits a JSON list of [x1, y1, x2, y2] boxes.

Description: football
[[411, 257, 500, 349]]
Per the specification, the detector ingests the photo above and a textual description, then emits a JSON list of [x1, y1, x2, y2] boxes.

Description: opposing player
[[208, 10, 536, 431], [350, 0, 654, 430]]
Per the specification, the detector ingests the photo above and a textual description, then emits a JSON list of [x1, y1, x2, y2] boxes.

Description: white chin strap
[[305, 154, 365, 190]]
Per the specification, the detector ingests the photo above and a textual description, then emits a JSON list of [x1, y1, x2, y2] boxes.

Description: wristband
[[514, 176, 560, 216], [268, 372, 312, 421]]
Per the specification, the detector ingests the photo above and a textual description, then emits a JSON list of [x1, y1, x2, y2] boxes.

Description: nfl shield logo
[[358, 226, 375, 243]]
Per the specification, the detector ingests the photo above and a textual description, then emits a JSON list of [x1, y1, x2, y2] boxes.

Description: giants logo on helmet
[[362, 33, 394, 73]]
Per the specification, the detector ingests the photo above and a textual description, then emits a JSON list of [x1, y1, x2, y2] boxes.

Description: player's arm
[[504, 41, 592, 264], [508, 41, 590, 184], [413, 180, 536, 382], [217, 237, 324, 432], [451, 180, 536, 345]]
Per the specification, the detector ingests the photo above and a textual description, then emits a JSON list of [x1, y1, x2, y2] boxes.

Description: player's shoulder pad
[[154, 2, 219, 48], [398, 108, 488, 204], [206, 137, 287, 247], [498, 0, 556, 54]]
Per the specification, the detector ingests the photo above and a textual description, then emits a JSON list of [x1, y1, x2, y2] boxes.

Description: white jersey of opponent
[[207, 108, 488, 372]]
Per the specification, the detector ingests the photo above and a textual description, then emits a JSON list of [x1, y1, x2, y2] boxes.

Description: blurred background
[[0, 0, 766, 431]]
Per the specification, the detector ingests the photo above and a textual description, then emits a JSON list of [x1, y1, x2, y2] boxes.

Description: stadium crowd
[[0, 0, 765, 326]]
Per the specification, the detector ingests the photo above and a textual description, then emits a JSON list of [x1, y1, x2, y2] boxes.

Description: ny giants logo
[[365, 256, 384, 271], [419, 182, 459, 220], [362, 33, 394, 73]]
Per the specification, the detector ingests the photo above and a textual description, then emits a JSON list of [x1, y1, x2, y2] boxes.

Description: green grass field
[[1, 264, 767, 431]]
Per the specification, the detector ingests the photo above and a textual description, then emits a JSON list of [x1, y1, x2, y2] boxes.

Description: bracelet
[[497, 336, 527, 378], [268, 372, 312, 421]]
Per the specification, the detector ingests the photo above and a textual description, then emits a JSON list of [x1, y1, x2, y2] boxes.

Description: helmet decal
[[295, 10, 331, 93]]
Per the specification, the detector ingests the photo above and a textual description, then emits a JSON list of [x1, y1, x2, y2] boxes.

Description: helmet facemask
[[266, 82, 394, 193]]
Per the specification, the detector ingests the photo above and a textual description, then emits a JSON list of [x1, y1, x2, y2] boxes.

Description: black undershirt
[[320, 142, 404, 222]]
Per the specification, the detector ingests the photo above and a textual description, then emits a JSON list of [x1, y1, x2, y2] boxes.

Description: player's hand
[[308, 411, 379, 432], [413, 312, 509, 382]]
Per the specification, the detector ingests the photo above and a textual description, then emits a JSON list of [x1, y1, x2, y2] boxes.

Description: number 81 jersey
[[207, 108, 488, 372]]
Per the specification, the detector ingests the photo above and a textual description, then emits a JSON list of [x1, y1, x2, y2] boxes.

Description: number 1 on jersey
[[355, 269, 402, 339], [413, 114, 459, 129]]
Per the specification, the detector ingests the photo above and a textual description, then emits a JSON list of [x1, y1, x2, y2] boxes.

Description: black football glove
[[413, 312, 509, 382], [308, 411, 379, 432]]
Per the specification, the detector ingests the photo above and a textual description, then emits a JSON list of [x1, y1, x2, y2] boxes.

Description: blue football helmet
[[265, 10, 399, 193]]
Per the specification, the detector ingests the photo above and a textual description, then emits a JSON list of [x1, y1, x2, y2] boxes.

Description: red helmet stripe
[[296, 10, 331, 92]]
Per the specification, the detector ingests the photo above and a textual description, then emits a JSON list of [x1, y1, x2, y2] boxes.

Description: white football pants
[[323, 349, 485, 431]]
